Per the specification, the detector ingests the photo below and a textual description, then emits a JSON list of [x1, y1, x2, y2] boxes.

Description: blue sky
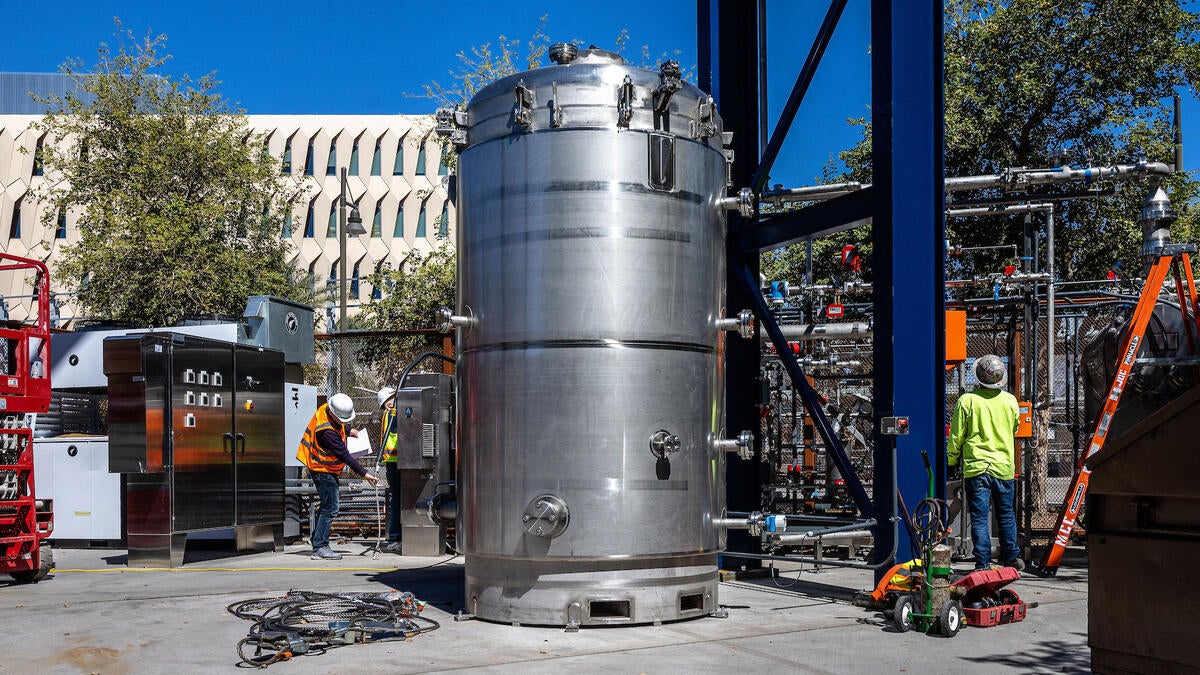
[[4, 0, 1197, 188]]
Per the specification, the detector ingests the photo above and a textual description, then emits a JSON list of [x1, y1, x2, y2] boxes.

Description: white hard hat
[[975, 355, 1008, 390], [328, 393, 356, 423], [377, 386, 396, 408]]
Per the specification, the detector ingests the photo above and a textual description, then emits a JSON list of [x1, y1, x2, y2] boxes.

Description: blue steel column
[[710, 0, 764, 564], [871, 0, 946, 574]]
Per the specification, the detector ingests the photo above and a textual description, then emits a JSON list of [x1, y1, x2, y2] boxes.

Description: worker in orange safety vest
[[296, 393, 378, 560]]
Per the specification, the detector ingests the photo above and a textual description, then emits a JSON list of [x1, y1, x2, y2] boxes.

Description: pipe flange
[[522, 494, 569, 539], [649, 430, 681, 459]]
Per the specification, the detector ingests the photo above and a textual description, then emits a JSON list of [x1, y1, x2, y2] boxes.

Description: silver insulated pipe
[[437, 44, 739, 628]]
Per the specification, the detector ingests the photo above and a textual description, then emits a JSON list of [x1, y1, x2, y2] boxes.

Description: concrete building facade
[[0, 113, 453, 325]]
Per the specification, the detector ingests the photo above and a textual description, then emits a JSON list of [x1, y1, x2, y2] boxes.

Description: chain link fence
[[298, 329, 453, 540]]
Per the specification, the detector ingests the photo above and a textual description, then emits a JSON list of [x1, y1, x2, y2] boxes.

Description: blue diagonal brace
[[750, 0, 850, 194], [734, 187, 873, 255], [732, 258, 874, 518]]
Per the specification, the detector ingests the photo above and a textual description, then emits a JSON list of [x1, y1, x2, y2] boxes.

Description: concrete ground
[[0, 541, 1090, 674]]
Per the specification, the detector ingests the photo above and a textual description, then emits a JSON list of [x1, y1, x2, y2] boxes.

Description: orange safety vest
[[296, 404, 347, 474]]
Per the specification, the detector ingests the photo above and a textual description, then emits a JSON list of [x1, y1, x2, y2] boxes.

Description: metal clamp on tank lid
[[435, 107, 468, 151], [649, 430, 681, 458], [716, 309, 755, 339], [522, 494, 569, 539], [513, 80, 535, 130], [715, 430, 755, 461], [653, 60, 682, 114]]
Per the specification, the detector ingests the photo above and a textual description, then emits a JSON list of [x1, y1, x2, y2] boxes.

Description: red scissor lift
[[0, 252, 53, 583]]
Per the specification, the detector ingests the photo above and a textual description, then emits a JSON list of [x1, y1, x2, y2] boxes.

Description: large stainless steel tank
[[438, 45, 742, 627]]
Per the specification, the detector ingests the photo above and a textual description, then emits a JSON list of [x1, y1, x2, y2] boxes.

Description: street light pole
[[339, 167, 349, 334], [336, 167, 365, 393]]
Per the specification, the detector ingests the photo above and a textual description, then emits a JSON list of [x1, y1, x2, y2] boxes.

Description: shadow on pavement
[[363, 560, 466, 613]]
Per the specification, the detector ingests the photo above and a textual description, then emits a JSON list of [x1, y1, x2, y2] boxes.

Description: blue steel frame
[[704, 0, 945, 578]]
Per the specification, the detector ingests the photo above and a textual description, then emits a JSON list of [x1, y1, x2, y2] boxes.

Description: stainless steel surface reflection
[[451, 50, 732, 627]]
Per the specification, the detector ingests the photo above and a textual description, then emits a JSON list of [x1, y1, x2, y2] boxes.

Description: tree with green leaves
[[30, 23, 310, 326], [763, 0, 1200, 286], [352, 244, 456, 380]]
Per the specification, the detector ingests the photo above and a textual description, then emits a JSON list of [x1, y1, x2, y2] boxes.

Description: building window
[[349, 138, 360, 175], [56, 209, 67, 239], [371, 262, 385, 300], [327, 204, 338, 238], [282, 138, 293, 173], [439, 203, 449, 238], [393, 142, 404, 176], [351, 260, 361, 299], [282, 208, 293, 238], [9, 200, 21, 239], [416, 203, 426, 238], [327, 262, 338, 291], [33, 136, 45, 177], [415, 143, 427, 175], [304, 200, 315, 237], [308, 260, 318, 291], [438, 147, 449, 176], [326, 141, 337, 176], [393, 203, 404, 238], [304, 140, 314, 176], [371, 203, 382, 237], [371, 139, 382, 176]]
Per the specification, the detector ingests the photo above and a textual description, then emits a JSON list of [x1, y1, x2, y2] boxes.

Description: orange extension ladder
[[1033, 243, 1200, 576]]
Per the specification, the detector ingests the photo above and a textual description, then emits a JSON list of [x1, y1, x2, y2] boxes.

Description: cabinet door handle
[[223, 432, 234, 453], [236, 433, 246, 454]]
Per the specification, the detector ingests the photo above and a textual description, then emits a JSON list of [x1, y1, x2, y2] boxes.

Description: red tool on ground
[[0, 252, 54, 583], [953, 566, 1027, 627], [1033, 241, 1200, 576]]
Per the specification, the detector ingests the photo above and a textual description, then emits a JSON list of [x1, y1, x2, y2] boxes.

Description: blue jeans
[[311, 472, 340, 551], [966, 473, 1018, 567], [385, 463, 402, 543]]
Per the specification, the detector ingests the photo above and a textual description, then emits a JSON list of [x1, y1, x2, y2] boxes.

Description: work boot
[[311, 546, 342, 560], [1003, 558, 1025, 571], [384, 541, 402, 553]]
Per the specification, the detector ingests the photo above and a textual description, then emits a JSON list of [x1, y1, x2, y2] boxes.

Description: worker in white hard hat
[[948, 354, 1022, 571], [376, 386, 402, 553], [296, 392, 379, 560]]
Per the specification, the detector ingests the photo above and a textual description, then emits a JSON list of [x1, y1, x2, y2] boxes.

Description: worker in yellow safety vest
[[377, 386, 402, 553], [948, 354, 1022, 571], [296, 393, 378, 560]]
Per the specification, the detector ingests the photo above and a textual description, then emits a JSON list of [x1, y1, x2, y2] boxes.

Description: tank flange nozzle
[[436, 306, 476, 333], [717, 309, 755, 339]]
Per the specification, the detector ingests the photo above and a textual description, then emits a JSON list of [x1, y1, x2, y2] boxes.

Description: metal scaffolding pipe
[[760, 322, 872, 341], [945, 202, 1054, 218], [943, 161, 1171, 193], [770, 518, 878, 545], [1046, 205, 1056, 406], [762, 181, 865, 205]]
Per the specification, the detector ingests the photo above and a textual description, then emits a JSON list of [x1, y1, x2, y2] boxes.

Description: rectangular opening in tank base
[[680, 593, 705, 613], [589, 600, 632, 620]]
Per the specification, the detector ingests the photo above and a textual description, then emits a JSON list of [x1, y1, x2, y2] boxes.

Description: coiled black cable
[[227, 590, 439, 668]]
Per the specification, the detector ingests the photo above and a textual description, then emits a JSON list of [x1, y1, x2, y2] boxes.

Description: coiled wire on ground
[[227, 589, 440, 668], [911, 497, 951, 551]]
